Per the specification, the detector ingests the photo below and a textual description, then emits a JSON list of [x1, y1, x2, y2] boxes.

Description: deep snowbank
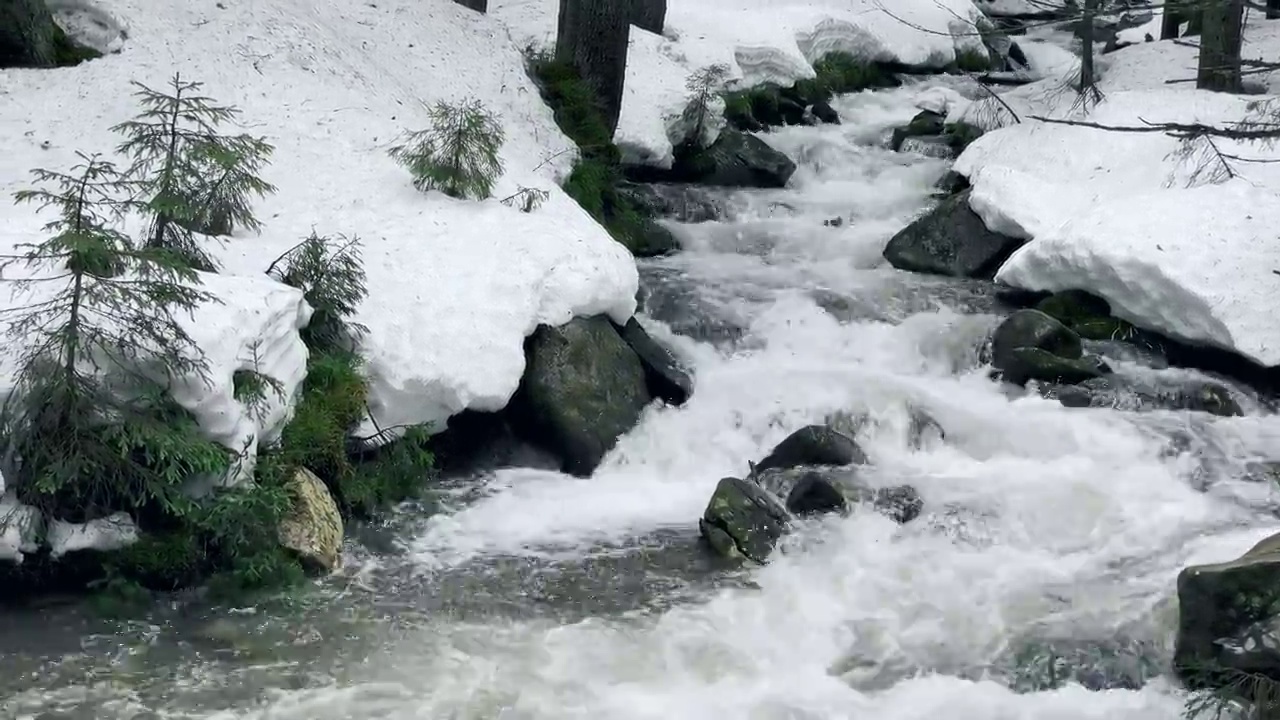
[[493, 0, 992, 166], [0, 0, 639, 451], [948, 19, 1280, 365]]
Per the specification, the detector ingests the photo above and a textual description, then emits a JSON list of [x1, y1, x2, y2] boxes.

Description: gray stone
[[882, 189, 1025, 279], [756, 424, 869, 472]]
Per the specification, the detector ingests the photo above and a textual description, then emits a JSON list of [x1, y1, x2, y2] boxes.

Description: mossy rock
[[0, 0, 101, 69], [277, 468, 344, 574], [756, 424, 869, 472], [1008, 347, 1109, 385], [511, 316, 652, 477], [672, 131, 796, 188], [943, 122, 985, 153], [1034, 290, 1113, 327], [700, 476, 789, 562]]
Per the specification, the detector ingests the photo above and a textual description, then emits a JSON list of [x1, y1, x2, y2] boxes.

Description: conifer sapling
[[682, 64, 731, 148], [388, 98, 505, 200], [112, 73, 276, 271], [1, 152, 229, 520], [265, 231, 368, 354]]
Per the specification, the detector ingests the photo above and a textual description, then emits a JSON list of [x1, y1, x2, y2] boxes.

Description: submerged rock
[[510, 316, 652, 477], [891, 110, 945, 151], [1009, 347, 1109, 385], [614, 317, 693, 406], [882, 189, 1025, 279], [1052, 376, 1244, 417], [278, 468, 344, 573], [756, 424, 869, 472], [1175, 532, 1280, 687], [615, 182, 725, 224], [991, 309, 1105, 385]]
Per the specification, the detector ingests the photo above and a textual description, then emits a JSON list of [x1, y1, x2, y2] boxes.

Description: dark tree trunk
[[1267, 0, 1280, 20], [1079, 0, 1097, 92], [0, 0, 68, 68], [556, 0, 631, 137], [1196, 0, 1245, 92], [453, 0, 487, 12], [1160, 0, 1182, 39], [631, 0, 667, 34]]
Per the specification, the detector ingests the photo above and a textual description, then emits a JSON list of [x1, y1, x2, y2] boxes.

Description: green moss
[[527, 52, 617, 163], [343, 426, 437, 516], [952, 47, 993, 73], [722, 91, 756, 129], [50, 25, 100, 67], [943, 122, 985, 153], [812, 52, 894, 95]]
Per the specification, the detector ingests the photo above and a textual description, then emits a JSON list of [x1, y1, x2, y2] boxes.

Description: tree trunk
[[1079, 0, 1096, 92], [1196, 0, 1245, 92], [556, 0, 631, 137], [453, 0, 487, 12], [1160, 0, 1182, 39], [0, 0, 67, 68], [631, 0, 667, 34], [1267, 0, 1280, 20]]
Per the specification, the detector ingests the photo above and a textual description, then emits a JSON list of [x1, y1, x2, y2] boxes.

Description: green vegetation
[[952, 47, 994, 73], [722, 53, 897, 131], [112, 73, 276, 271], [527, 51, 660, 255], [389, 98, 505, 200]]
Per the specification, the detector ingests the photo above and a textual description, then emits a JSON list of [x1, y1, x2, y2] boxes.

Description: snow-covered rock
[[493, 0, 991, 167], [0, 496, 43, 563], [0, 0, 639, 448], [48, 512, 138, 558], [997, 182, 1280, 367], [949, 20, 1280, 367]]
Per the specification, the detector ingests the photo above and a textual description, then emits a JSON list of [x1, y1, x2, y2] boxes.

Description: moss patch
[[528, 52, 672, 256], [723, 53, 900, 131]]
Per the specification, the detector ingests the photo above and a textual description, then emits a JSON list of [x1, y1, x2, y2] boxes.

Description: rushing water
[[7, 80, 1280, 720]]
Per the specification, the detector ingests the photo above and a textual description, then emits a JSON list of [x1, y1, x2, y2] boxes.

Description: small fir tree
[[500, 185, 550, 213], [112, 73, 276, 271], [265, 231, 368, 354], [388, 98, 505, 200], [682, 64, 731, 148], [1, 153, 229, 521]]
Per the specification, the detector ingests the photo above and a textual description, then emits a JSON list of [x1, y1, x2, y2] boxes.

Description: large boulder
[[1175, 532, 1280, 687], [615, 182, 725, 224], [891, 110, 945, 151], [756, 424, 869, 472], [278, 468, 344, 574], [673, 131, 796, 188], [614, 317, 693, 406], [699, 476, 790, 562], [510, 316, 652, 477], [882, 189, 1025, 279]]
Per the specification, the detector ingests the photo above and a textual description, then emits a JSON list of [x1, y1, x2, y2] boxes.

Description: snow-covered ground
[[0, 0, 638, 461], [493, 0, 992, 166], [946, 19, 1280, 366]]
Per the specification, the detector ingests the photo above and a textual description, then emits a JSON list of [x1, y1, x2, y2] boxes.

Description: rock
[[898, 135, 956, 159], [1034, 290, 1112, 327], [752, 465, 921, 523], [934, 170, 970, 195], [1174, 532, 1280, 687], [882, 189, 1026, 279], [1009, 347, 1109, 385], [674, 131, 796, 188], [1184, 382, 1244, 417], [907, 406, 946, 448], [756, 424, 869, 472], [700, 476, 790, 562], [863, 484, 924, 523], [615, 182, 725, 224], [891, 110, 946, 151], [626, 222, 682, 258], [785, 471, 848, 515], [1051, 376, 1243, 417], [811, 99, 840, 124], [991, 309, 1083, 372], [614, 317, 693, 406], [511, 316, 652, 477], [277, 468, 343, 573]]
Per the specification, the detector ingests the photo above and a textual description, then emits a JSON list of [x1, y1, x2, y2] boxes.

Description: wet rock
[[614, 317, 694, 406], [991, 309, 1085, 385], [891, 110, 945, 151], [933, 169, 970, 195], [625, 221, 682, 258], [998, 635, 1164, 692], [511, 316, 652, 477], [756, 424, 869, 472], [1050, 376, 1243, 417], [1009, 347, 1110, 385], [907, 406, 946, 448], [1175, 531, 1280, 687], [673, 131, 796, 188], [1034, 290, 1112, 327], [278, 468, 344, 573], [898, 135, 956, 159], [699, 476, 790, 562], [753, 465, 922, 523], [615, 182, 725, 224], [812, 98, 840, 124], [882, 189, 1026, 279]]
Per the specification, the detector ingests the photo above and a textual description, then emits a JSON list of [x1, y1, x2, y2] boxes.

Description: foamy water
[[7, 80, 1280, 720]]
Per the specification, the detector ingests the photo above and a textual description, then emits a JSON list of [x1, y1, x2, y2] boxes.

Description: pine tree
[[1, 153, 230, 521], [265, 231, 368, 354], [681, 64, 730, 148], [112, 73, 276, 271], [388, 98, 505, 200]]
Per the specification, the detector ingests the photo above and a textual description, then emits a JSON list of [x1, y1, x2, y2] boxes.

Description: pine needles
[[389, 98, 505, 200]]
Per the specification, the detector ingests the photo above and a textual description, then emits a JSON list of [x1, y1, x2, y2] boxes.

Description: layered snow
[[948, 19, 1280, 366], [0, 0, 639, 456], [493, 0, 992, 166]]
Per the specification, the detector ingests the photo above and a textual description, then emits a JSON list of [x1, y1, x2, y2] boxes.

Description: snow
[[973, 0, 1068, 17], [492, 0, 992, 167], [47, 512, 138, 558], [0, 0, 639, 459], [947, 18, 1280, 366], [0, 496, 43, 563]]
